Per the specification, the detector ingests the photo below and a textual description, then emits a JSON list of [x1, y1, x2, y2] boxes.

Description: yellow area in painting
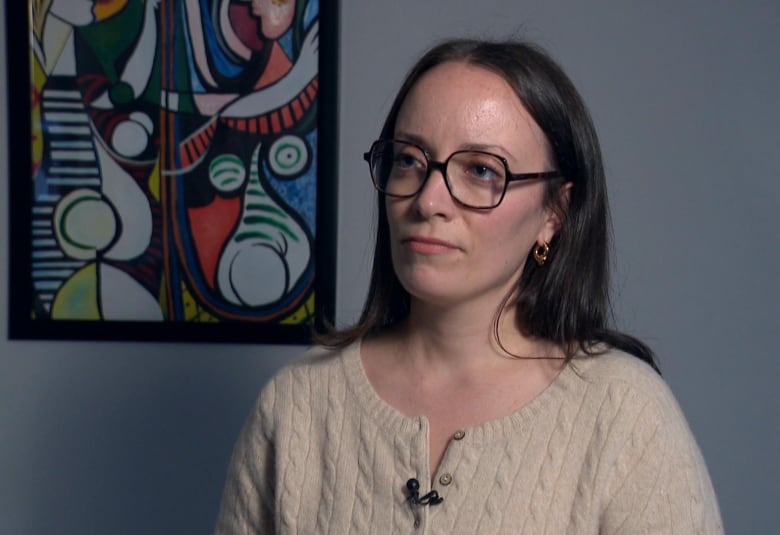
[[50, 264, 101, 319], [147, 156, 161, 202], [31, 55, 46, 174], [281, 292, 315, 325], [94, 0, 130, 21], [181, 281, 219, 322], [160, 280, 313, 324]]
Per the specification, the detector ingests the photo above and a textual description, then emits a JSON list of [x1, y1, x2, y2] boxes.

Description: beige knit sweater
[[215, 342, 723, 534]]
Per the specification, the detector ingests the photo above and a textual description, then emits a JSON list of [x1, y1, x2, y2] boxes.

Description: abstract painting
[[6, 0, 338, 343]]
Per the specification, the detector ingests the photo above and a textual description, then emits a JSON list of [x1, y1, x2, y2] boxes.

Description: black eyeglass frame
[[363, 139, 563, 209]]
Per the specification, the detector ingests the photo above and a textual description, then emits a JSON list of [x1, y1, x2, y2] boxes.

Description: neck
[[393, 297, 562, 377]]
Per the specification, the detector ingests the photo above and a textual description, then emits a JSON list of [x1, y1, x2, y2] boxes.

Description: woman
[[215, 39, 723, 533]]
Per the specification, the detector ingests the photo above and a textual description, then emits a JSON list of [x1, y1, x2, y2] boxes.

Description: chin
[[400, 278, 464, 308]]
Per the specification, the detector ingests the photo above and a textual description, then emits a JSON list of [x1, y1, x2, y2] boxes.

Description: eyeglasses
[[363, 139, 562, 209]]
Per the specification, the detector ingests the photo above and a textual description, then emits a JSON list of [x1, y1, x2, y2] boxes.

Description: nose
[[412, 163, 454, 218]]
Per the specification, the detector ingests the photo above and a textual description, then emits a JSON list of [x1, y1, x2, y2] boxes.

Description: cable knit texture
[[214, 342, 723, 534]]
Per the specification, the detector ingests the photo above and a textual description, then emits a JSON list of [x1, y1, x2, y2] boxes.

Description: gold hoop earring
[[533, 242, 549, 266]]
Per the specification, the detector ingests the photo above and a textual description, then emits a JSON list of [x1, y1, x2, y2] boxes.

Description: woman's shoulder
[[286, 342, 351, 370], [566, 349, 723, 531], [256, 341, 360, 407], [564, 347, 695, 435], [239, 342, 361, 440], [569, 347, 672, 404], [565, 346, 709, 461], [564, 348, 700, 465]]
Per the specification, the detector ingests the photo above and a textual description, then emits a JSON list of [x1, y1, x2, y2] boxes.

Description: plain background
[[1, 1, 778, 533]]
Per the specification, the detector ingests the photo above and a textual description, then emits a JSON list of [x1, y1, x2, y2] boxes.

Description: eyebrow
[[393, 131, 512, 159]]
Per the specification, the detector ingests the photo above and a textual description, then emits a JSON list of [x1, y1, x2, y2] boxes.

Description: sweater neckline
[[339, 339, 581, 443]]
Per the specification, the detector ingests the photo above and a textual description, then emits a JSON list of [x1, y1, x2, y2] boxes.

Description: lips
[[402, 235, 460, 255]]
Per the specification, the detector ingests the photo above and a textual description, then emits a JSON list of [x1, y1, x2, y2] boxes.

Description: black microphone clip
[[406, 478, 444, 506]]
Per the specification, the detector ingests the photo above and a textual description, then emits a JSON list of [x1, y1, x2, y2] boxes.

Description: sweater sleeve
[[214, 380, 277, 535], [599, 388, 723, 534]]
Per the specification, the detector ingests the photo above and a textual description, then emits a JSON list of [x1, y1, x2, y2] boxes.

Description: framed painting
[[6, 0, 338, 343]]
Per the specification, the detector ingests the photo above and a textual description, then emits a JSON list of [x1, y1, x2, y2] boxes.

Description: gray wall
[[1, 1, 778, 533]]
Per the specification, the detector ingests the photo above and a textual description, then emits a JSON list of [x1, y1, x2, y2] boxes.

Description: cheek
[[384, 199, 403, 235], [483, 199, 547, 264], [486, 228, 531, 272], [383, 199, 400, 243]]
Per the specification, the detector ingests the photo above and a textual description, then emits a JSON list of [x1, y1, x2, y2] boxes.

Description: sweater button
[[413, 518, 421, 528], [439, 473, 453, 486], [453, 429, 466, 440]]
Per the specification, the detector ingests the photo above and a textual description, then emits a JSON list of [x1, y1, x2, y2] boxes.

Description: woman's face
[[386, 61, 561, 311]]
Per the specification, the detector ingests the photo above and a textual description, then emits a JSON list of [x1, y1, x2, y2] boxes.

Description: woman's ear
[[538, 182, 573, 244]]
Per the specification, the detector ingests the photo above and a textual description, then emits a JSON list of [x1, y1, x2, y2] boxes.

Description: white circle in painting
[[54, 189, 117, 260], [268, 135, 309, 176], [228, 244, 287, 307], [111, 112, 153, 157]]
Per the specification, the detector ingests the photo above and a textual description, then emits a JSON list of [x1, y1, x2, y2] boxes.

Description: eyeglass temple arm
[[506, 170, 563, 182]]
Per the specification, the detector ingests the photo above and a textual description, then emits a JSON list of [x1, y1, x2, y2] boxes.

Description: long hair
[[319, 39, 656, 371]]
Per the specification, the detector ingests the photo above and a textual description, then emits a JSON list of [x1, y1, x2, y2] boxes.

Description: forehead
[[401, 61, 523, 114], [395, 61, 548, 162]]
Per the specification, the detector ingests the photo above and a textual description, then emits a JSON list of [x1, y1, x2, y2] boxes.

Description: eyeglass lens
[[370, 141, 507, 208]]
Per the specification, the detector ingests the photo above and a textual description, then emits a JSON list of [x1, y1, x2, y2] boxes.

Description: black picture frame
[[6, 1, 338, 344]]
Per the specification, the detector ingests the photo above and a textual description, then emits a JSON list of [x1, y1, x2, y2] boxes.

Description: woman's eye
[[472, 165, 495, 179], [466, 161, 501, 182], [394, 152, 422, 170]]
